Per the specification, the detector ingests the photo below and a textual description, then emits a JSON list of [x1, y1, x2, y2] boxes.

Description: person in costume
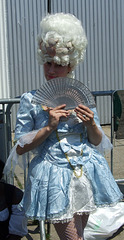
[[4, 13, 123, 240], [0, 160, 28, 240]]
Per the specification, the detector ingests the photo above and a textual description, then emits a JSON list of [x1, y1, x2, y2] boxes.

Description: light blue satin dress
[[15, 91, 123, 222]]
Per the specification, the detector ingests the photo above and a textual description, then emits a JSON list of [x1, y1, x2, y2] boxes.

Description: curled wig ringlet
[[37, 13, 88, 78]]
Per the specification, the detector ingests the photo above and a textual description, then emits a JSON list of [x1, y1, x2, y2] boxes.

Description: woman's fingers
[[49, 104, 70, 115], [74, 104, 94, 125], [54, 104, 67, 110], [48, 104, 70, 130]]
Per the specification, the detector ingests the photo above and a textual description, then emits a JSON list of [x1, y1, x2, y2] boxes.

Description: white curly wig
[[37, 13, 88, 78]]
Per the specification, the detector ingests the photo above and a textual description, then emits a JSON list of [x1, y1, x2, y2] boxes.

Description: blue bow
[[60, 141, 83, 154]]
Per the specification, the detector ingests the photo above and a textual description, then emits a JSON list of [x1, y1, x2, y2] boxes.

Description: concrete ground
[[22, 223, 124, 240], [13, 125, 124, 240]]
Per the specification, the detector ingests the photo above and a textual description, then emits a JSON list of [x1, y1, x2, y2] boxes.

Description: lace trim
[[93, 127, 113, 155]]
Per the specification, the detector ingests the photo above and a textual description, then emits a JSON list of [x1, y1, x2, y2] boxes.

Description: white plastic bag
[[84, 202, 124, 240]]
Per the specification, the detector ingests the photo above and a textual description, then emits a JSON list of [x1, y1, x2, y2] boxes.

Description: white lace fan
[[31, 77, 95, 109]]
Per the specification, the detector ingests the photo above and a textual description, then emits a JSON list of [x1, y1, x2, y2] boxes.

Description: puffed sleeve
[[15, 92, 35, 141], [91, 107, 113, 155], [15, 91, 42, 149]]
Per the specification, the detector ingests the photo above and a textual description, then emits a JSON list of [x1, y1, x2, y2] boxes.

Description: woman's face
[[44, 62, 71, 80]]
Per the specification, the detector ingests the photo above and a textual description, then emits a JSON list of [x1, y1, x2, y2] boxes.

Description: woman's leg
[[81, 214, 89, 240], [54, 214, 89, 240]]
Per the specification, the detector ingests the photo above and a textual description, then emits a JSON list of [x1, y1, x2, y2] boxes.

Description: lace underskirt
[[49, 169, 96, 223]]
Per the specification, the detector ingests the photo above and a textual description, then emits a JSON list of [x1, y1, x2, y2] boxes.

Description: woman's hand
[[74, 104, 94, 127], [75, 104, 102, 145], [47, 104, 70, 130]]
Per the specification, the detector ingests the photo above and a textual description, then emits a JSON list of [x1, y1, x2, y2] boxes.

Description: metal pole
[[2, 104, 7, 163], [111, 92, 114, 173], [47, 0, 51, 13], [39, 220, 46, 240]]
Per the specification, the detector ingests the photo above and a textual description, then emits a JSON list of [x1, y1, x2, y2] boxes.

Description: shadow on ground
[[107, 226, 124, 240]]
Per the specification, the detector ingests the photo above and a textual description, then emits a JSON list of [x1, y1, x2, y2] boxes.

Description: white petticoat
[[50, 169, 96, 223]]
